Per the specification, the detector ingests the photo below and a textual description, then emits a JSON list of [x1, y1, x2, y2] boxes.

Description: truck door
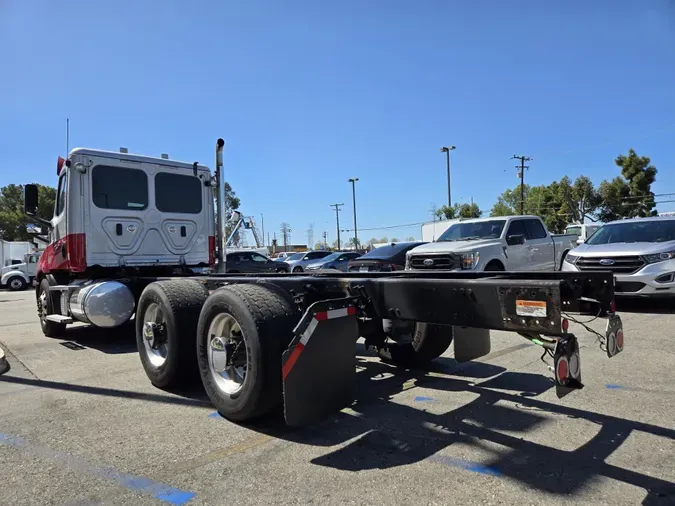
[[504, 219, 530, 270], [524, 218, 554, 270]]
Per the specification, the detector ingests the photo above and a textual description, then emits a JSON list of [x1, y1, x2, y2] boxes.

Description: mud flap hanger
[[281, 296, 360, 427]]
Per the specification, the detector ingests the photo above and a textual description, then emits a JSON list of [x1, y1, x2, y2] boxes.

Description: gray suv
[[280, 250, 333, 273]]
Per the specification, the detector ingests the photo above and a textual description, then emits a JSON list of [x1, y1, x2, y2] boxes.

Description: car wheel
[[292, 266, 303, 273]]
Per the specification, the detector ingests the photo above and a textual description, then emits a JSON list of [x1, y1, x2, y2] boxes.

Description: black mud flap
[[605, 314, 624, 358], [281, 298, 359, 427], [553, 334, 583, 399]]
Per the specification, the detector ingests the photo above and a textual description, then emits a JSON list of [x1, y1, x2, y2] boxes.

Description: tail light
[[208, 236, 215, 266]]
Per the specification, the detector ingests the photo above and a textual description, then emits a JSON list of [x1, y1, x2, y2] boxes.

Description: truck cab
[[1, 252, 40, 291], [26, 148, 216, 282]]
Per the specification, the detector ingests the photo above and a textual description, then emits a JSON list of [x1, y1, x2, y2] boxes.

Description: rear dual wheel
[[378, 321, 454, 367]]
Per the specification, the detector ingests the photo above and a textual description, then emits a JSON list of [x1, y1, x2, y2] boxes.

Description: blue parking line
[[427, 454, 501, 476], [605, 384, 626, 390], [414, 396, 435, 402], [0, 433, 196, 505]]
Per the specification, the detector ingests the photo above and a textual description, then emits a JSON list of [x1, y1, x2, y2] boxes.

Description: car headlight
[[460, 252, 479, 270], [564, 253, 579, 264], [643, 251, 675, 264]]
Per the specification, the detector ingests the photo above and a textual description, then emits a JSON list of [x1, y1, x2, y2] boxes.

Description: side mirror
[[24, 184, 39, 216], [506, 234, 525, 246]]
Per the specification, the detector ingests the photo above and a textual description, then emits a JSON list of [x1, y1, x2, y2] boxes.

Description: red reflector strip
[[556, 357, 569, 383], [562, 318, 569, 332], [282, 306, 357, 380], [282, 342, 305, 380]]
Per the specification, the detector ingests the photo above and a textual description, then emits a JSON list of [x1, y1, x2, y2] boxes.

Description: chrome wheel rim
[[142, 303, 168, 367], [38, 290, 48, 323], [10, 279, 22, 289], [207, 313, 247, 395]]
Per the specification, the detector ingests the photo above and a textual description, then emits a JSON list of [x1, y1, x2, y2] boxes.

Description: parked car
[[273, 252, 292, 261], [348, 242, 427, 272], [306, 251, 362, 272], [406, 216, 577, 272], [565, 223, 602, 246], [280, 250, 333, 273], [224, 251, 279, 273], [562, 216, 675, 297]]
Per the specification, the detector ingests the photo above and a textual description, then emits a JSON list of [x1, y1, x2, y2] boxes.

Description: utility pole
[[280, 223, 291, 252], [348, 178, 359, 249], [512, 154, 532, 215], [307, 223, 314, 249], [322, 231, 328, 249], [261, 214, 265, 246], [330, 203, 344, 250], [440, 146, 456, 207]]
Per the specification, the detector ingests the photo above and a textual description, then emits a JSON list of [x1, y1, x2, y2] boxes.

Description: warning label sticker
[[515, 299, 547, 317]]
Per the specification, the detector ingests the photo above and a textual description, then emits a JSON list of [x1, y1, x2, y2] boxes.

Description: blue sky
[[2, 0, 675, 244]]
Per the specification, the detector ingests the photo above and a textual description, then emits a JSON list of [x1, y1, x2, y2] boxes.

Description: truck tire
[[136, 279, 210, 389], [378, 322, 454, 367], [7, 276, 27, 291], [196, 284, 298, 422], [37, 277, 66, 337]]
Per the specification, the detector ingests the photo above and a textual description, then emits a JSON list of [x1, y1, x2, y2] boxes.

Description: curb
[[0, 346, 8, 375]]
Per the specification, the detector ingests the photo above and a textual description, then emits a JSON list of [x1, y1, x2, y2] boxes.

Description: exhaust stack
[[215, 139, 227, 272]]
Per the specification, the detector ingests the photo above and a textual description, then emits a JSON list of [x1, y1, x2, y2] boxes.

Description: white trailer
[[0, 240, 34, 268], [421, 219, 459, 242]]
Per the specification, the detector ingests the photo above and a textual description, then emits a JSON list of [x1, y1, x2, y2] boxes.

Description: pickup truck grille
[[409, 254, 460, 270], [575, 255, 645, 274]]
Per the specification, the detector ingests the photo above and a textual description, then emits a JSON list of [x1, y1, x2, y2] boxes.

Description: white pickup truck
[[406, 215, 578, 272]]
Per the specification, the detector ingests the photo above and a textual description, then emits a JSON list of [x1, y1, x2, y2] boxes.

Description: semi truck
[[1, 251, 41, 290], [22, 139, 625, 427]]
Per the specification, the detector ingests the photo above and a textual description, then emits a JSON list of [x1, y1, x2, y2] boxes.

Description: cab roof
[[68, 148, 212, 173]]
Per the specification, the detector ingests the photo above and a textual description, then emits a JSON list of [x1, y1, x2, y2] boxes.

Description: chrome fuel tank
[[68, 281, 135, 328]]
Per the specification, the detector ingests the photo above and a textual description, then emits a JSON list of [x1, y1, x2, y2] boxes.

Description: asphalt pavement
[[0, 289, 674, 505]]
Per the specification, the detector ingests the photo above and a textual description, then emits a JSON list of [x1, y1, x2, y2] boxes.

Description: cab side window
[[56, 172, 68, 216], [524, 219, 547, 240], [506, 219, 527, 239]]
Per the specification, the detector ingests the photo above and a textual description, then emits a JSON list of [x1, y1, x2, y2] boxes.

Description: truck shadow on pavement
[[248, 356, 675, 505], [47, 322, 138, 354]]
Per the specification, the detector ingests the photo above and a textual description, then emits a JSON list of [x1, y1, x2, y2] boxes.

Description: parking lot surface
[[1, 289, 674, 505]]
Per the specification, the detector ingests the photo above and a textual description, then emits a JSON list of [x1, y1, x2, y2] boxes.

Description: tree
[[616, 148, 658, 218], [0, 184, 56, 241], [597, 177, 630, 222], [435, 203, 482, 220], [405, 236, 416, 241], [391, 237, 400, 242], [490, 185, 530, 218]]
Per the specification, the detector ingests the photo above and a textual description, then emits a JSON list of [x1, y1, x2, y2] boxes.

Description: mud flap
[[553, 334, 583, 399], [453, 326, 491, 362], [605, 314, 624, 358], [281, 298, 359, 427]]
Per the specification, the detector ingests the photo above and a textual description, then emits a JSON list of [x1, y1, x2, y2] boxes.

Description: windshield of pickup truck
[[438, 220, 506, 242], [586, 220, 675, 245]]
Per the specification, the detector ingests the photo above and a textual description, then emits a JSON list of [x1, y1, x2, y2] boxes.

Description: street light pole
[[348, 177, 359, 249], [440, 146, 456, 207]]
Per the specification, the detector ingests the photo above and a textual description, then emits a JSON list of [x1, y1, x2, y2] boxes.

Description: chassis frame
[[136, 269, 623, 426]]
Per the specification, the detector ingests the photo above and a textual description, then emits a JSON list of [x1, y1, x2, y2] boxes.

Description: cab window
[[524, 219, 547, 239], [506, 219, 527, 238], [155, 173, 202, 214], [92, 166, 148, 210], [56, 172, 68, 216]]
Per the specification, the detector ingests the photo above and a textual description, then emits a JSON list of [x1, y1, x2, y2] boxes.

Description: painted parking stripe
[[0, 432, 195, 505]]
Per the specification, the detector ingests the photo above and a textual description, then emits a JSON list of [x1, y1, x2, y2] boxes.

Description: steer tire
[[136, 279, 210, 389], [378, 322, 454, 367], [7, 276, 27, 291], [37, 277, 66, 338], [196, 284, 298, 422]]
